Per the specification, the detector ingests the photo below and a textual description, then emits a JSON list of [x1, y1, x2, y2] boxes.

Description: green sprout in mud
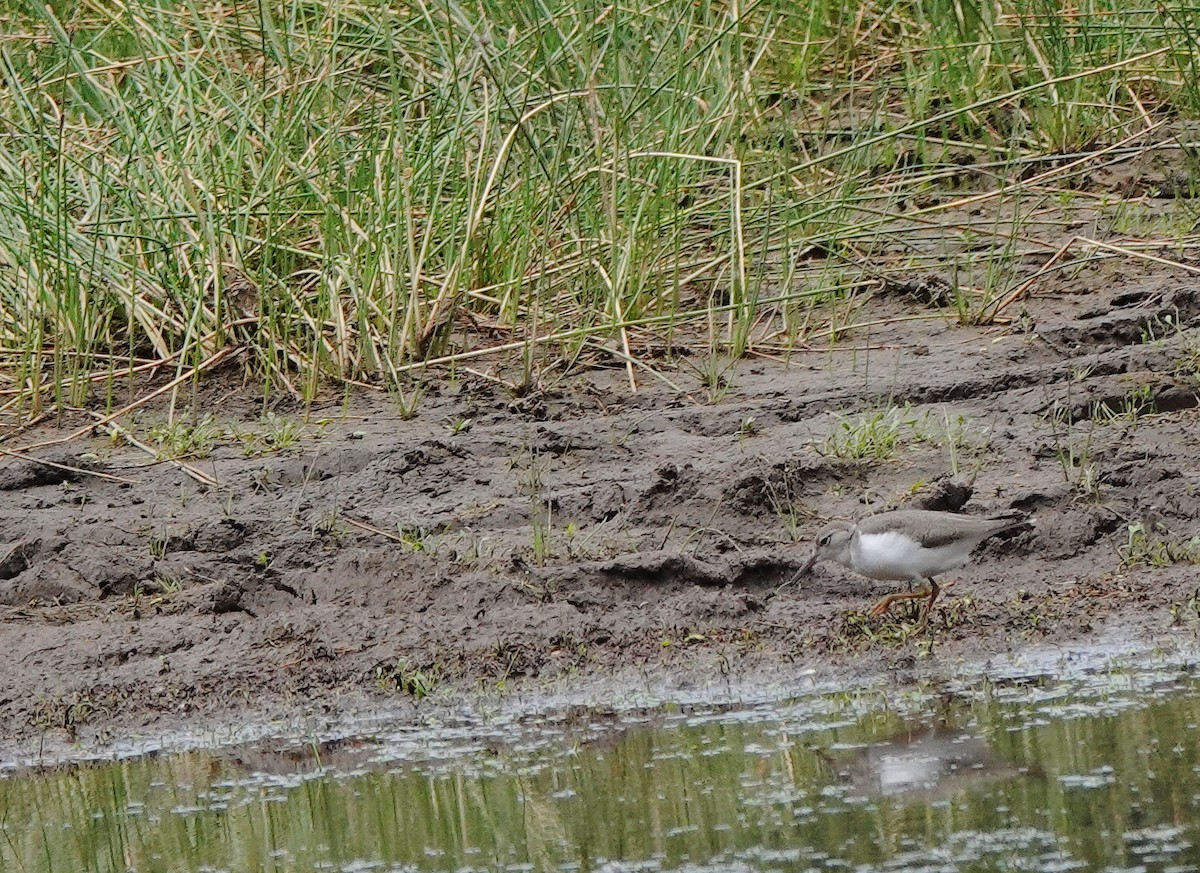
[[148, 532, 169, 559], [952, 228, 1024, 325], [1140, 312, 1179, 346], [777, 504, 806, 544], [261, 412, 307, 449], [821, 405, 985, 467], [914, 409, 989, 476], [681, 353, 736, 405], [514, 450, 547, 496], [239, 413, 311, 456], [531, 519, 551, 565], [391, 383, 425, 421], [398, 524, 430, 552], [823, 407, 914, 460], [1060, 438, 1100, 501], [375, 658, 441, 699], [1170, 587, 1200, 625], [1176, 328, 1200, 385], [1043, 405, 1102, 502], [313, 508, 349, 542], [154, 574, 184, 596], [1121, 522, 1200, 568], [1090, 384, 1155, 427], [149, 416, 224, 460]]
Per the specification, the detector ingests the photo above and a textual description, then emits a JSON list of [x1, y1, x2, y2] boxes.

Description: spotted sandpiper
[[798, 508, 1028, 627]]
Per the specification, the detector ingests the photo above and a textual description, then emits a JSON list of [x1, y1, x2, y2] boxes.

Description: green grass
[[821, 403, 986, 462], [375, 657, 442, 698], [1, 0, 1199, 419], [148, 415, 225, 460], [823, 406, 916, 459], [145, 410, 313, 457], [1122, 521, 1200, 568]]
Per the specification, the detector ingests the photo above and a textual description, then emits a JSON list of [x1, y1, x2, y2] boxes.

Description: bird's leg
[[868, 586, 930, 617], [915, 577, 941, 630], [869, 577, 952, 623]]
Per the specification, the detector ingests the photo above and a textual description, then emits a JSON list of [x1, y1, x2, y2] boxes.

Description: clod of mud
[[552, 549, 799, 590]]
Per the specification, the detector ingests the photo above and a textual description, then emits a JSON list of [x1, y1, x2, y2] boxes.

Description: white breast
[[850, 530, 975, 581]]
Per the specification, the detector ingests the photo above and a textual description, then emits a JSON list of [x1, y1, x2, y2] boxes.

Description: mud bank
[[2, 263, 1199, 748]]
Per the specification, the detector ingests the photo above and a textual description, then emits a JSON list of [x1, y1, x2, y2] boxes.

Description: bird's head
[[797, 520, 855, 576]]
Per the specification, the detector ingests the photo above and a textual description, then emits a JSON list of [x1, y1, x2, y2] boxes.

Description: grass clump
[[237, 413, 314, 456], [148, 417, 225, 460], [823, 407, 915, 460], [1176, 330, 1200, 385], [1121, 522, 1200, 568], [822, 405, 987, 464], [1090, 384, 1156, 426], [375, 658, 442, 699], [146, 412, 313, 458]]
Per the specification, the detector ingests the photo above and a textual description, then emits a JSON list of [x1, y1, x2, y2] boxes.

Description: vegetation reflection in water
[[5, 668, 1200, 872]]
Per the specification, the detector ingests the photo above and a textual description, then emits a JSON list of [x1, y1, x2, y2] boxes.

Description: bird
[[797, 508, 1029, 628]]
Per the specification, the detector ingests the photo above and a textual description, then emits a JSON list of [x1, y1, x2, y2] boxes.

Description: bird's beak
[[796, 550, 818, 577]]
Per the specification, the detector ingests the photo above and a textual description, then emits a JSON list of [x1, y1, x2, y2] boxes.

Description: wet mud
[[2, 261, 1200, 747]]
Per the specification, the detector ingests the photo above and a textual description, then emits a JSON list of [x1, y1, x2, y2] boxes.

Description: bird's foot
[[868, 589, 929, 618]]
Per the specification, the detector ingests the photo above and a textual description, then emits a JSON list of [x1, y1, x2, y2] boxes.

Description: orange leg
[[869, 578, 947, 629]]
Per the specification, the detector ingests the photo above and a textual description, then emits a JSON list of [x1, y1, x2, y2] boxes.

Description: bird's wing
[[860, 510, 1024, 549]]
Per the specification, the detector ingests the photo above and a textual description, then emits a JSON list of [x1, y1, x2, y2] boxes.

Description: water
[[5, 650, 1200, 872]]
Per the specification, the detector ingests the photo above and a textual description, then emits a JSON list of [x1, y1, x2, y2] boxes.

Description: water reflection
[[830, 720, 1024, 798], [3, 665, 1200, 872]]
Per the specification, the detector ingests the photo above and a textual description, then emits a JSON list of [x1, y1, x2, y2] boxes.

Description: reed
[[0, 0, 1196, 421]]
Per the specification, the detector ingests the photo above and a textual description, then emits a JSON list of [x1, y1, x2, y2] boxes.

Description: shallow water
[[6, 651, 1200, 872]]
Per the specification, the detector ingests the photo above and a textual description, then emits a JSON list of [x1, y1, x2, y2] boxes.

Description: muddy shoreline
[[2, 266, 1200, 753]]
